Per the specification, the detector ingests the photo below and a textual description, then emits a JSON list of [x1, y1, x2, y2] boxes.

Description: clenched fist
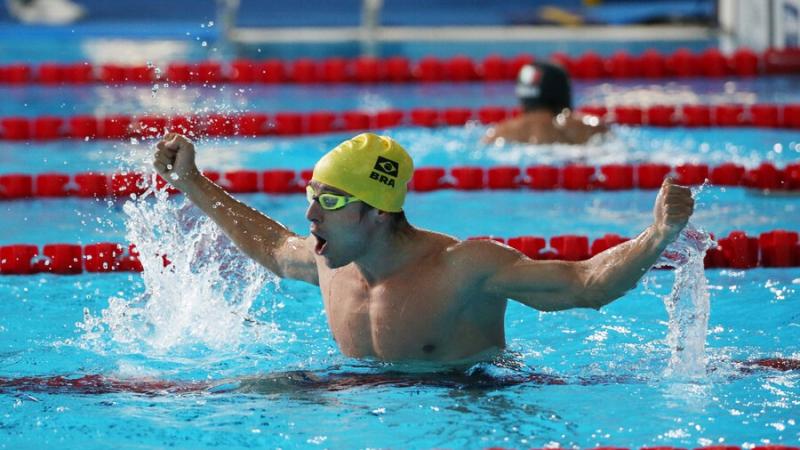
[[653, 178, 694, 242], [153, 133, 201, 192]]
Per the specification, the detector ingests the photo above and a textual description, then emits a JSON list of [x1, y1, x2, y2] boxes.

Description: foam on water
[[78, 176, 282, 356]]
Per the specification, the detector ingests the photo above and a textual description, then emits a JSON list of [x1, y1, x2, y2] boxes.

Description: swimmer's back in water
[[484, 61, 608, 145], [153, 132, 693, 363]]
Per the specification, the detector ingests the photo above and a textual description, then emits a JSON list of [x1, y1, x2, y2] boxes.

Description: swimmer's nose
[[305, 199, 322, 223]]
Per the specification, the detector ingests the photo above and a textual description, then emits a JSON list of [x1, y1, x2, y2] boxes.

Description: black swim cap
[[515, 61, 572, 114]]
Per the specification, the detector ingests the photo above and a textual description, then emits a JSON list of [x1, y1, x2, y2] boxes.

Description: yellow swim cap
[[311, 133, 413, 212]]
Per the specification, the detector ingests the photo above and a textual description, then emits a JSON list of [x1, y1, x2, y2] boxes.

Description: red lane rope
[[1, 102, 799, 141], [1, 48, 799, 86], [1, 162, 798, 201], [1, 229, 797, 275]]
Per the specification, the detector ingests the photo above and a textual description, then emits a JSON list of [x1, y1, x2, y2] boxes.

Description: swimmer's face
[[305, 182, 378, 268]]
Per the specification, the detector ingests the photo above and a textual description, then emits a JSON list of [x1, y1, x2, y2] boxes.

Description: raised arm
[[479, 178, 694, 311], [153, 133, 318, 285]]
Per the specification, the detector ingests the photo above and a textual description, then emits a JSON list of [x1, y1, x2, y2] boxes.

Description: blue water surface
[[1, 26, 799, 449], [4, 77, 800, 118], [1, 127, 799, 449], [1, 225, 798, 449]]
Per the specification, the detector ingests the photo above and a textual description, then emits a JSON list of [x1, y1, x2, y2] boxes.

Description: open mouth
[[312, 233, 328, 255]]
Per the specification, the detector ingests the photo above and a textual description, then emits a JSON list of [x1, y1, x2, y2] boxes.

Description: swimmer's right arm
[[153, 133, 319, 285]]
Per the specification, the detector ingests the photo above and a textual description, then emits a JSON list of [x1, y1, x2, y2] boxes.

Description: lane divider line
[[1, 103, 799, 141], [1, 162, 799, 201], [1, 229, 797, 275]]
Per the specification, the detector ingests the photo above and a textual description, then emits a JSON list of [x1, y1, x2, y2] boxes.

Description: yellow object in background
[[539, 6, 585, 26]]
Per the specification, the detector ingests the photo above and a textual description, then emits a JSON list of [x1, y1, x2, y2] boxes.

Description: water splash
[[147, 61, 161, 98], [79, 178, 280, 355], [655, 184, 715, 379]]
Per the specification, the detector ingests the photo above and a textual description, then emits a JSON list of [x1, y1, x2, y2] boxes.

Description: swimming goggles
[[305, 185, 361, 211]]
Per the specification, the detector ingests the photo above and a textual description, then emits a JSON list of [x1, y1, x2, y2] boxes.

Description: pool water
[[0, 200, 798, 449], [3, 76, 800, 117], [2, 53, 800, 448]]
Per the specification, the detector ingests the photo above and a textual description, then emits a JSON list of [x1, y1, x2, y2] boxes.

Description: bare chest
[[319, 269, 465, 360]]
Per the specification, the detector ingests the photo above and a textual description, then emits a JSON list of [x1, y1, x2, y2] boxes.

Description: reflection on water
[[6, 355, 794, 397]]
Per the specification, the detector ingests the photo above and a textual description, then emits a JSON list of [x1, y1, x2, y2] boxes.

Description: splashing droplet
[[657, 223, 714, 379], [77, 178, 278, 354]]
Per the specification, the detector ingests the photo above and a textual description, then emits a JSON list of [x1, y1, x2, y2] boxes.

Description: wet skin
[[302, 182, 506, 362], [153, 133, 695, 364], [485, 109, 608, 145]]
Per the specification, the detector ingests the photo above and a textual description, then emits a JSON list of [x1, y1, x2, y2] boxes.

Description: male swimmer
[[153, 132, 694, 365], [484, 61, 608, 145]]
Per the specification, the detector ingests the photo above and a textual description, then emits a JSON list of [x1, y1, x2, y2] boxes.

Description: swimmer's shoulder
[[412, 229, 518, 264], [435, 234, 521, 276], [567, 111, 610, 131], [412, 229, 459, 255], [290, 234, 319, 259], [484, 115, 528, 143], [275, 234, 322, 283], [409, 230, 482, 265], [553, 112, 609, 145]]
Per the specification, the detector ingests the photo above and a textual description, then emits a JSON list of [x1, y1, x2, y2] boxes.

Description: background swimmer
[[485, 61, 608, 145]]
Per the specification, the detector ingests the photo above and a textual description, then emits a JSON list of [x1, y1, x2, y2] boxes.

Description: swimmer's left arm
[[481, 226, 673, 311], [479, 179, 694, 311]]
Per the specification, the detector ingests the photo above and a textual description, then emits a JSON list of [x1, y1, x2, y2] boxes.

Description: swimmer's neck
[[521, 108, 557, 119], [521, 108, 576, 128], [351, 224, 422, 286]]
